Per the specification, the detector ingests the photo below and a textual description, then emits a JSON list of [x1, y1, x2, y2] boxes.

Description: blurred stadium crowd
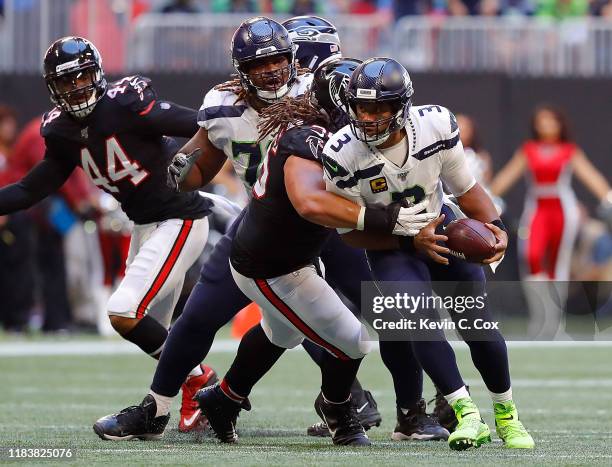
[[4, 0, 612, 20]]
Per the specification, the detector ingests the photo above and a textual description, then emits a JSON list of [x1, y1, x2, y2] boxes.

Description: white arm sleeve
[[440, 139, 476, 197]]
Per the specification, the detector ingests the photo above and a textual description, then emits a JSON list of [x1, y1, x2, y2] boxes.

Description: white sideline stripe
[[0, 339, 611, 357]]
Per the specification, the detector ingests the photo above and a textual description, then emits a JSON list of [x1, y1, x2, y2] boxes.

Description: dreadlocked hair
[[257, 91, 328, 143], [214, 63, 311, 105]]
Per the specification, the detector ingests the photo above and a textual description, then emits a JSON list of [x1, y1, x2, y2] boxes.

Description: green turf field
[[1, 341, 611, 466]]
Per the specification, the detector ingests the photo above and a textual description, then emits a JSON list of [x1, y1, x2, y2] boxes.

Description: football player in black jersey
[[0, 37, 219, 436], [192, 58, 445, 446]]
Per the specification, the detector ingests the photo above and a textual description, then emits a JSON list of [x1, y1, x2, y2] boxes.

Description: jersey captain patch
[[369, 177, 388, 193]]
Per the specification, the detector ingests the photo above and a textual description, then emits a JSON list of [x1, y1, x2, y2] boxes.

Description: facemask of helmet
[[43, 37, 106, 118], [347, 97, 410, 146]]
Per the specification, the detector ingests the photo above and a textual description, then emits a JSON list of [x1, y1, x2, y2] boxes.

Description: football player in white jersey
[[323, 58, 534, 450]]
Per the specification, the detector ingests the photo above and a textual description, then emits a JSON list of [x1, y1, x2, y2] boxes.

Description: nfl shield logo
[[398, 172, 408, 181]]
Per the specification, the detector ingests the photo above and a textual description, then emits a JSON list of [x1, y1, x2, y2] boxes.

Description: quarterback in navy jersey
[[0, 37, 219, 436], [323, 57, 534, 450]]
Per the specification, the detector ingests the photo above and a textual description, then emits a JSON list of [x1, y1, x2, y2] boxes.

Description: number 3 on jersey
[[81, 136, 149, 193]]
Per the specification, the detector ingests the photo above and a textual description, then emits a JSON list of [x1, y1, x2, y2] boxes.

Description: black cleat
[[314, 393, 371, 446], [392, 399, 450, 441], [194, 383, 251, 443], [307, 386, 381, 437], [352, 388, 382, 430], [93, 395, 170, 441], [430, 385, 469, 432]]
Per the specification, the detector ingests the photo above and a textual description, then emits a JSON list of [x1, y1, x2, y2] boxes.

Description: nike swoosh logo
[[182, 409, 201, 427], [461, 412, 477, 417], [325, 161, 339, 172], [321, 413, 336, 437], [356, 402, 369, 414], [498, 415, 514, 420]]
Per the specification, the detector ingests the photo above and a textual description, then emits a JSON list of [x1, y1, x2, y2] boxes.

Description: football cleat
[[314, 392, 371, 446], [494, 401, 535, 449], [307, 386, 381, 437], [194, 383, 251, 443], [430, 385, 470, 432], [93, 394, 169, 441], [391, 399, 450, 441], [447, 397, 491, 451], [179, 364, 218, 432]]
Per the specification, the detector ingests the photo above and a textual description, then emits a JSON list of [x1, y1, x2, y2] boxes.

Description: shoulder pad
[[107, 75, 156, 114], [411, 105, 458, 139], [40, 108, 74, 139], [278, 125, 330, 160], [290, 73, 314, 97], [198, 87, 247, 125]]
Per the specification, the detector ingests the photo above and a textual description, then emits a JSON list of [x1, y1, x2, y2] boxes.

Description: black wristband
[[491, 219, 507, 232], [363, 206, 395, 234], [397, 235, 416, 254]]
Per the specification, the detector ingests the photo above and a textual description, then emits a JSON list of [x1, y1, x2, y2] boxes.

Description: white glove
[[393, 201, 438, 236]]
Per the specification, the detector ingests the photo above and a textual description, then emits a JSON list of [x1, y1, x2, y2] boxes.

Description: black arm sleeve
[[0, 157, 75, 214], [139, 97, 199, 138]]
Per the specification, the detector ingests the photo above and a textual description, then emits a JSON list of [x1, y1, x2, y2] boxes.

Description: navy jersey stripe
[[412, 133, 460, 161], [198, 105, 248, 122], [335, 163, 385, 189]]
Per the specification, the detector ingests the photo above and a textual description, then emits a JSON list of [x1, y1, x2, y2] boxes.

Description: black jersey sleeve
[[110, 75, 198, 138], [276, 125, 331, 162], [0, 143, 75, 215], [138, 100, 199, 138]]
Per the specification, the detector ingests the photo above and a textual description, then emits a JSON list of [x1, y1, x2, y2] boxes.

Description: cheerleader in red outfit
[[491, 106, 611, 337]]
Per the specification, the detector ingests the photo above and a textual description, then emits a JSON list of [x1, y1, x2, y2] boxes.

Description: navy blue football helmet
[[43, 36, 106, 118], [231, 17, 297, 103], [282, 16, 341, 71], [346, 57, 414, 146], [311, 57, 361, 131]]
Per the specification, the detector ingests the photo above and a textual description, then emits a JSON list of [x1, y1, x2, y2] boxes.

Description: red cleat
[[178, 364, 218, 432]]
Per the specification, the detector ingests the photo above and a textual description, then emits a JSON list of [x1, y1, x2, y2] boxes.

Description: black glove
[[166, 148, 202, 192]]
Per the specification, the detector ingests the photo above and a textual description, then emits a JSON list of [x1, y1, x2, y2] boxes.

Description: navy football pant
[[367, 205, 511, 396]]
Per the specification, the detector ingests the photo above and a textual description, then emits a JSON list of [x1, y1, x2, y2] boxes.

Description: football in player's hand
[[444, 218, 497, 263]]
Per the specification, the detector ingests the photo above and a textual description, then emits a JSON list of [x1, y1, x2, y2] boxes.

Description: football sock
[[490, 387, 513, 403], [445, 386, 471, 406], [150, 279, 251, 398], [123, 315, 168, 358], [322, 393, 350, 405], [223, 324, 286, 398], [302, 339, 326, 367], [219, 379, 245, 403], [379, 340, 423, 408], [148, 390, 173, 417], [188, 365, 203, 377], [410, 340, 464, 395], [320, 352, 363, 403]]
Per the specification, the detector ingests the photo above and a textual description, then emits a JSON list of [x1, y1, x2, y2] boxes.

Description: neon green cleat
[[447, 398, 491, 451], [494, 401, 535, 449]]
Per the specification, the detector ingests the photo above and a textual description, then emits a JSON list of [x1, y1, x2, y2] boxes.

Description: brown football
[[444, 218, 497, 263]]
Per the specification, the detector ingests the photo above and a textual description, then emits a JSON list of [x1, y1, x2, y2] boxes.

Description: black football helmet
[[346, 57, 414, 146], [282, 16, 341, 71], [43, 36, 106, 118], [311, 57, 361, 132], [231, 17, 297, 103]]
